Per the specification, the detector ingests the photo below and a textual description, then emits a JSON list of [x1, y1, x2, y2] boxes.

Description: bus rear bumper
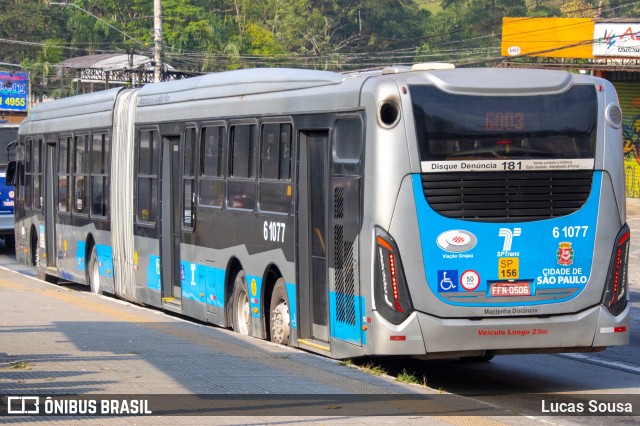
[[371, 304, 629, 357], [415, 304, 629, 355]]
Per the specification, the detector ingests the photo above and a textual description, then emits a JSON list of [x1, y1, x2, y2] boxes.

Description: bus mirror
[[6, 161, 16, 186]]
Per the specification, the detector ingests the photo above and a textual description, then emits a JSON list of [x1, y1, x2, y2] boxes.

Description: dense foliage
[[2, 0, 640, 98]]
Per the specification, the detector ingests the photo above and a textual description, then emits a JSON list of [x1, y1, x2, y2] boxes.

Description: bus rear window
[[410, 85, 597, 162]]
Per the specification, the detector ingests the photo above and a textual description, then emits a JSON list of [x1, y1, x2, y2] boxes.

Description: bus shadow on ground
[[36, 320, 375, 395], [0, 349, 120, 394]]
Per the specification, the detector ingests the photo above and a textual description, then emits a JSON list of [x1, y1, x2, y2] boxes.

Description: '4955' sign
[[0, 71, 28, 112]]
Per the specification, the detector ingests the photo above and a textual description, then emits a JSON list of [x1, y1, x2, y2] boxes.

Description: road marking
[[558, 353, 640, 374], [434, 416, 510, 426]]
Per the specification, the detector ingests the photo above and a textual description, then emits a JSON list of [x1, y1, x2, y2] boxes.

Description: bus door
[[44, 141, 57, 268], [297, 130, 330, 343], [327, 115, 364, 347], [160, 135, 182, 303]]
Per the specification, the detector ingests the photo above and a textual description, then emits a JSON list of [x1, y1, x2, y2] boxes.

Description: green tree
[[64, 0, 152, 54], [560, 0, 600, 18], [21, 38, 66, 100], [0, 0, 67, 64], [423, 0, 526, 66]]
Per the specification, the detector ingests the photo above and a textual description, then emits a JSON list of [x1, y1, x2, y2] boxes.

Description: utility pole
[[154, 0, 163, 83]]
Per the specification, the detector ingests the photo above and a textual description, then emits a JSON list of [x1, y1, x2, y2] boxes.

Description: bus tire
[[232, 270, 251, 336], [88, 246, 102, 294], [30, 232, 38, 267], [269, 278, 290, 345]]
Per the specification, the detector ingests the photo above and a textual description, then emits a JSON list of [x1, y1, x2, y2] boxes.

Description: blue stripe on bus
[[96, 244, 113, 278], [286, 283, 298, 330], [141, 259, 297, 329], [76, 244, 114, 277], [147, 255, 161, 291], [75, 241, 86, 271], [412, 172, 602, 307], [180, 261, 208, 303], [204, 266, 226, 309], [244, 274, 262, 318], [330, 293, 365, 345]]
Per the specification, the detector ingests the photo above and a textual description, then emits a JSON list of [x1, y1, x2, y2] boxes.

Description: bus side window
[[32, 138, 43, 211], [333, 117, 363, 164], [58, 136, 71, 213], [23, 139, 31, 209], [90, 132, 110, 218], [199, 125, 225, 208], [183, 127, 196, 228], [259, 123, 292, 214], [227, 124, 256, 210], [136, 130, 159, 224], [73, 134, 89, 214]]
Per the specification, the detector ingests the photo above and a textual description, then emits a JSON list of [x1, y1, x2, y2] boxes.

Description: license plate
[[489, 280, 531, 297]]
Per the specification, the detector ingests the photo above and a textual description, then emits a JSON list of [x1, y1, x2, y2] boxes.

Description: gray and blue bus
[[12, 65, 630, 360]]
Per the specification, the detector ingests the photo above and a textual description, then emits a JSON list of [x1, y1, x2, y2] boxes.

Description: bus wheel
[[88, 247, 102, 294], [31, 234, 38, 266], [232, 271, 251, 336], [270, 278, 290, 345]]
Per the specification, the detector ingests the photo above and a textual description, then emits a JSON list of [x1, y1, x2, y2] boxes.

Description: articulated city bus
[[12, 65, 629, 360]]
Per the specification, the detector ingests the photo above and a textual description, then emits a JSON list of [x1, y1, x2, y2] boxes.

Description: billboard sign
[[0, 71, 29, 112], [503, 18, 640, 59], [593, 24, 640, 57], [501, 18, 595, 59]]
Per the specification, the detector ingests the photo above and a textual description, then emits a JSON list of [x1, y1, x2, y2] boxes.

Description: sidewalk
[[0, 267, 536, 425]]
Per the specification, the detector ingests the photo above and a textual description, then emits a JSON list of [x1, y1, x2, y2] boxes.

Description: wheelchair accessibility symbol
[[437, 270, 458, 292]]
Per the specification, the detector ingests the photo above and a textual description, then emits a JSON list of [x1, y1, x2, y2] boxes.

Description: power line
[[8, 0, 640, 76], [50, 2, 148, 49]]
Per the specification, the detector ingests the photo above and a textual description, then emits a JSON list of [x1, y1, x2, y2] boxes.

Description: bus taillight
[[374, 228, 413, 324], [602, 224, 630, 316]]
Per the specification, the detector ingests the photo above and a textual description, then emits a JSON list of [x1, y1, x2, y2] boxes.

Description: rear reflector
[[600, 326, 627, 333]]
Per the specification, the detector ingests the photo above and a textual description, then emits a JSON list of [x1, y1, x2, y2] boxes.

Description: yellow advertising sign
[[502, 17, 595, 59]]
